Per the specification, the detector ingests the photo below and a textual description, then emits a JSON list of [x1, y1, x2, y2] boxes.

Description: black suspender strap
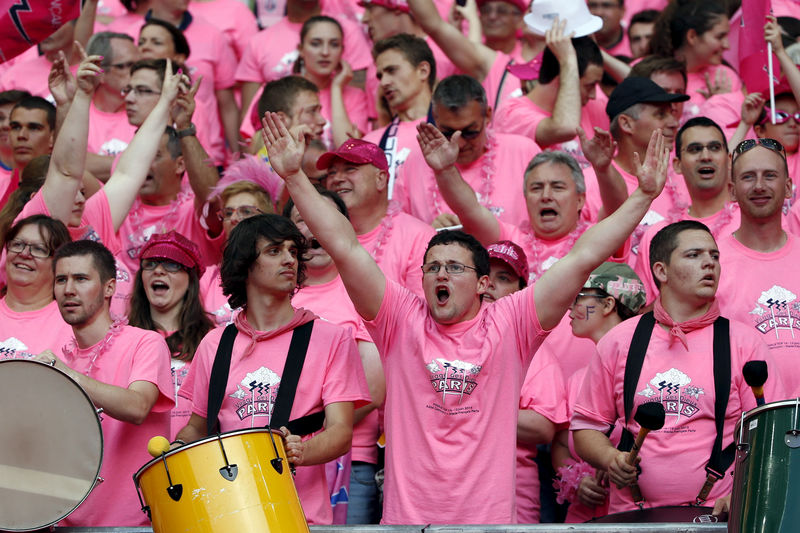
[[206, 323, 238, 436], [696, 317, 733, 504], [269, 320, 319, 434], [624, 312, 657, 425]]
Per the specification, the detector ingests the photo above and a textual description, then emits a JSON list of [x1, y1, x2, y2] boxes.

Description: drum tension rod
[[216, 434, 239, 481], [161, 453, 183, 501], [787, 398, 800, 449], [268, 429, 284, 475]]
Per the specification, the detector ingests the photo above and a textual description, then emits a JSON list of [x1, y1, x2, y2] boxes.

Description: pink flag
[[0, 0, 80, 64], [737, 0, 782, 95]]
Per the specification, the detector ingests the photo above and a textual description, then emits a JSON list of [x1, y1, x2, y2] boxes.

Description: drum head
[[0, 360, 103, 531], [589, 506, 720, 523]]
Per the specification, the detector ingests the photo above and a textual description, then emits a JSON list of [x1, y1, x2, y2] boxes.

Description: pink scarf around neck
[[234, 307, 317, 357], [653, 298, 720, 350]]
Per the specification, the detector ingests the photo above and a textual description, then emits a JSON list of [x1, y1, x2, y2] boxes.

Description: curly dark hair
[[221, 214, 308, 309]]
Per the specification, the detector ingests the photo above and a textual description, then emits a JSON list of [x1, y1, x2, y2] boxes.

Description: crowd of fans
[[1, 0, 800, 526]]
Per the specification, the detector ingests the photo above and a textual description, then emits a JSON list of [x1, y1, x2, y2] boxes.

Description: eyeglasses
[[6, 239, 50, 258], [570, 292, 608, 307], [218, 205, 264, 221], [439, 123, 485, 141], [479, 4, 521, 16], [732, 138, 786, 167], [421, 262, 478, 275], [758, 108, 800, 126], [121, 85, 161, 98], [141, 259, 185, 272], [682, 141, 724, 155]]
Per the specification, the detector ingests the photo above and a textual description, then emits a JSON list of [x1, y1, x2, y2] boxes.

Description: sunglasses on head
[[758, 107, 800, 126], [731, 138, 786, 167]]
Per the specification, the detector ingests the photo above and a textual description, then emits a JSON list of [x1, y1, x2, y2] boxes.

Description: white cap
[[523, 0, 602, 37]]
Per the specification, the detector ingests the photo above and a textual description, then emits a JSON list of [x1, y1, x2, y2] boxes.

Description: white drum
[[0, 359, 103, 531]]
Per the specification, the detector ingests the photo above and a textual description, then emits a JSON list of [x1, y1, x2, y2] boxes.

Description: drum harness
[[206, 321, 325, 469], [616, 311, 735, 509]]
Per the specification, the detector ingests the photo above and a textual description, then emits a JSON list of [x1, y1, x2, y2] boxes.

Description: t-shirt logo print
[[637, 368, 704, 426], [749, 285, 799, 339], [0, 337, 33, 360], [230, 366, 281, 426], [426, 358, 482, 404]]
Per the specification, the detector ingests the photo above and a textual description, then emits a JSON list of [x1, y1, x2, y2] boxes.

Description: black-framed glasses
[[682, 141, 724, 155], [758, 107, 800, 126], [732, 138, 786, 167], [439, 123, 485, 141], [141, 259, 185, 272], [6, 239, 50, 258], [421, 262, 478, 275], [121, 85, 161, 98], [570, 292, 609, 308], [218, 205, 264, 221]]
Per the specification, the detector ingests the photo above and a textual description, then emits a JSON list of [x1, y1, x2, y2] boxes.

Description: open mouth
[[539, 208, 558, 220], [150, 280, 169, 295], [697, 166, 715, 177], [436, 286, 450, 304], [310, 238, 321, 249]]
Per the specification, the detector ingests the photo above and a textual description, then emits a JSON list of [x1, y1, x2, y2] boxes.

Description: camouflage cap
[[583, 262, 646, 314]]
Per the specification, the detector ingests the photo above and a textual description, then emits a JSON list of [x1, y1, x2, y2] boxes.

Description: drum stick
[[629, 402, 666, 464], [743, 361, 768, 406], [147, 436, 171, 457]]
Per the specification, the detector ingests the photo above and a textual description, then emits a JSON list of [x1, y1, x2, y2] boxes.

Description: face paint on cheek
[[585, 305, 595, 320]]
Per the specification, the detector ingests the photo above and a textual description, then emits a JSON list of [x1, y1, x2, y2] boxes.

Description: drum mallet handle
[[627, 403, 666, 506]]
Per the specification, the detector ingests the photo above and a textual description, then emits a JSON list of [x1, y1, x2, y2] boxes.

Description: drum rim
[[133, 427, 284, 483], [742, 397, 800, 421], [0, 359, 104, 532]]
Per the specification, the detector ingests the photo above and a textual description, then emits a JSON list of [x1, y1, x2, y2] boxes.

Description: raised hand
[[764, 15, 784, 52], [261, 112, 306, 178], [432, 213, 461, 230], [579, 126, 617, 171], [48, 49, 77, 105], [417, 122, 459, 171], [698, 67, 732, 99], [159, 59, 187, 107], [633, 129, 669, 199], [332, 59, 353, 89], [545, 16, 576, 64], [74, 43, 104, 96], [171, 74, 201, 130], [740, 92, 766, 126]]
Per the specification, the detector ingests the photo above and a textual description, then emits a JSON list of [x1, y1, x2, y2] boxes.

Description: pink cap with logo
[[357, 0, 410, 12], [487, 240, 529, 281], [140, 230, 205, 276], [316, 138, 389, 171]]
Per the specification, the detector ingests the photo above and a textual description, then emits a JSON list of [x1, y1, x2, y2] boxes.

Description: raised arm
[[579, 126, 628, 219], [535, 19, 582, 147], [42, 46, 101, 223], [418, 122, 501, 244], [407, 0, 496, 81], [534, 129, 669, 330], [104, 60, 185, 230], [766, 16, 800, 106], [261, 112, 386, 321]]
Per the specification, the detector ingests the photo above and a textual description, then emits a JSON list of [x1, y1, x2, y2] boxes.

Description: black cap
[[606, 77, 690, 121]]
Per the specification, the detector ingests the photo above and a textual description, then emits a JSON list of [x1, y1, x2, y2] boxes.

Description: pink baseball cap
[[487, 240, 529, 281], [357, 0, 410, 12], [477, 0, 529, 12], [140, 230, 205, 276], [316, 138, 389, 171]]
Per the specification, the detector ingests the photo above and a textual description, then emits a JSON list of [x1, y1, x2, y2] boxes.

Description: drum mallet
[[627, 402, 666, 506], [743, 361, 768, 406]]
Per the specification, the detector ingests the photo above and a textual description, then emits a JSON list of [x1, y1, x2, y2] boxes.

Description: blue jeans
[[346, 462, 380, 524]]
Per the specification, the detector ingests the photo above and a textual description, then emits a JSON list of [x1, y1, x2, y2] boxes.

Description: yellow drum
[[134, 428, 309, 533]]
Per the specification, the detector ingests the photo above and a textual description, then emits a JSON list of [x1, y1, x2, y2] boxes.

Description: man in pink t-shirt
[[319, 138, 434, 298], [176, 214, 370, 525], [635, 117, 740, 306], [34, 240, 173, 527], [263, 110, 671, 524], [716, 140, 800, 397], [394, 75, 541, 227], [5, 97, 55, 205], [588, 0, 631, 57], [572, 220, 783, 517]]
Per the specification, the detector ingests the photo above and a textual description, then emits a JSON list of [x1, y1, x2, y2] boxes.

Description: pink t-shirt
[[0, 299, 73, 359], [483, 51, 523, 114], [516, 343, 568, 523], [105, 12, 238, 164], [235, 17, 373, 85], [540, 313, 601, 379], [0, 53, 52, 97], [604, 31, 632, 58], [394, 130, 540, 226], [188, 0, 258, 61], [356, 209, 434, 299], [60, 325, 173, 527], [293, 276, 378, 464], [87, 102, 136, 156], [572, 313, 770, 514], [365, 278, 549, 524], [696, 91, 745, 143], [500, 220, 590, 285], [788, 198, 800, 236], [683, 65, 743, 123], [169, 356, 192, 440], [716, 233, 800, 397], [362, 117, 426, 199], [179, 311, 370, 525], [634, 204, 741, 306], [19, 188, 122, 255], [114, 196, 224, 316], [621, 0, 668, 27], [493, 93, 609, 170]]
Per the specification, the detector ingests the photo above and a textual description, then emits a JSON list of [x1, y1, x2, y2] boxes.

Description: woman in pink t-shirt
[[127, 231, 214, 439], [292, 16, 370, 148], [551, 262, 647, 522], [649, 0, 741, 121]]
